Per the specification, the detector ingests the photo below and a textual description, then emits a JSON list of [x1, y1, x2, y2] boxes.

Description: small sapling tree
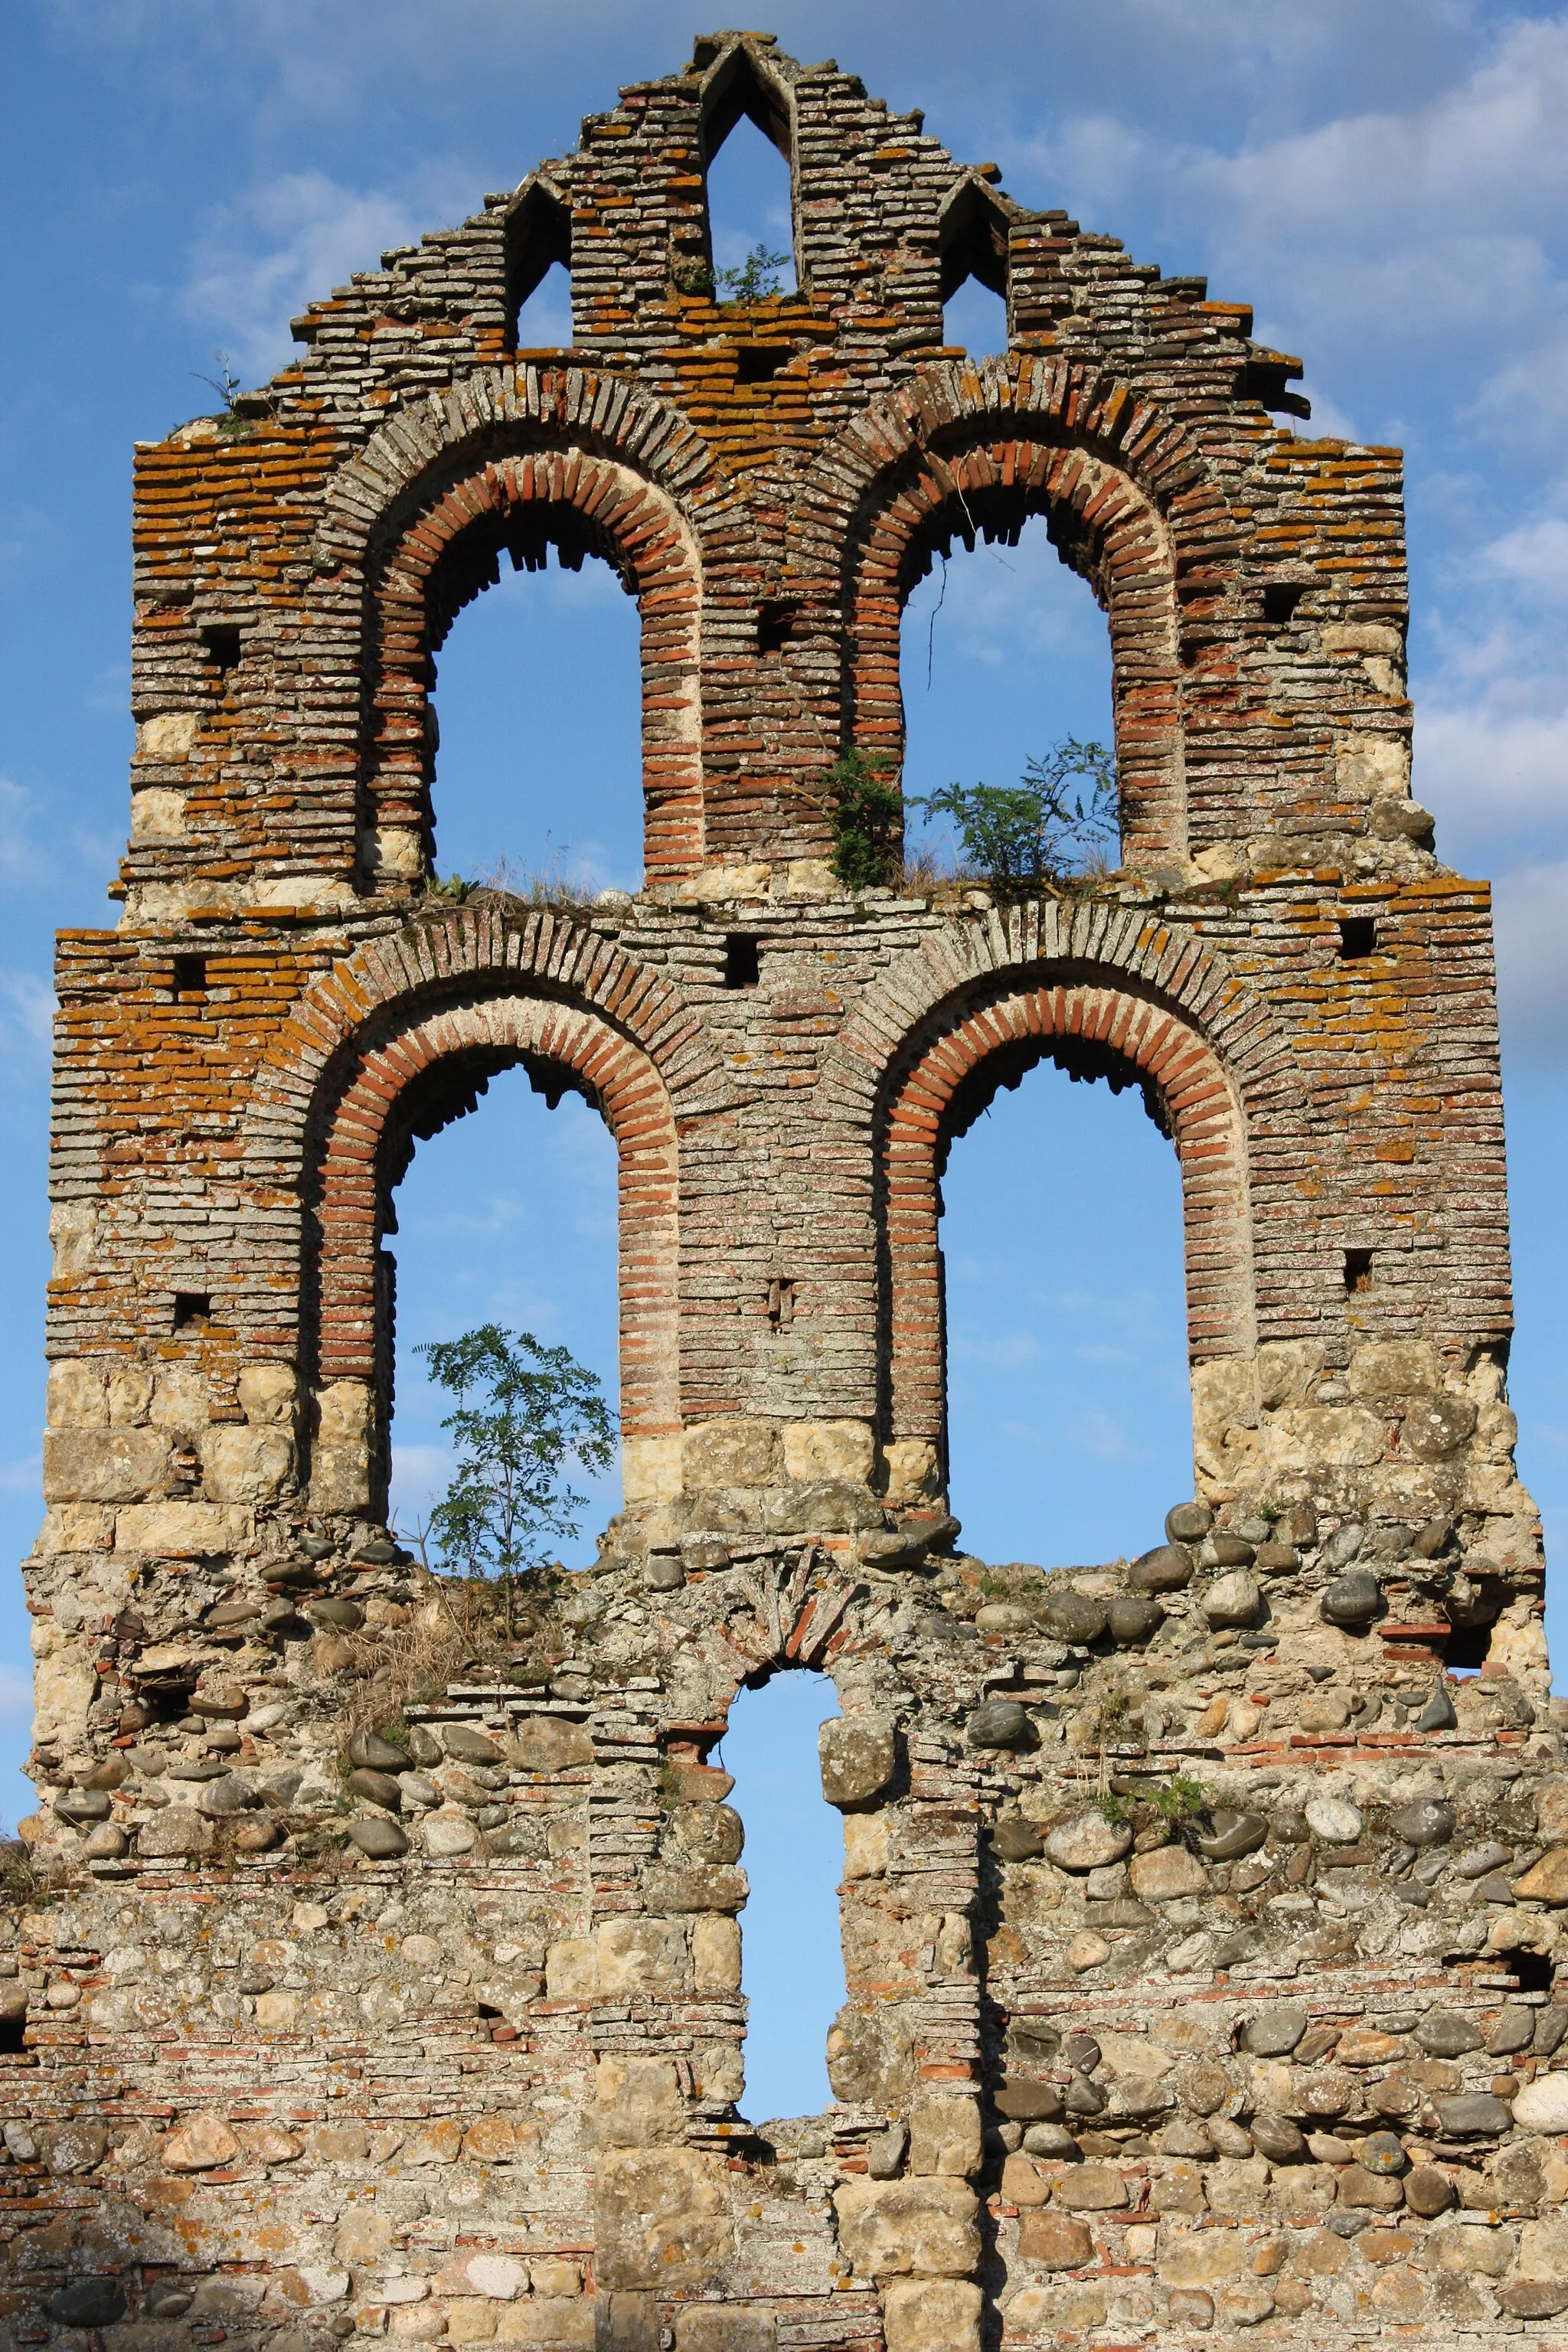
[[415, 1324, 616, 1634], [717, 243, 792, 299], [916, 737, 1119, 889], [822, 749, 903, 889]]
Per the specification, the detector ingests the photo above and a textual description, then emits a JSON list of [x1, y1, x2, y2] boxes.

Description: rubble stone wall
[[6, 30, 1560, 2352]]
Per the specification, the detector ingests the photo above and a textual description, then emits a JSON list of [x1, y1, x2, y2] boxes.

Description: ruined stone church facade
[[7, 30, 1566, 2352]]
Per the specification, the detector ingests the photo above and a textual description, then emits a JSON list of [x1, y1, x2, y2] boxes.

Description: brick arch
[[313, 367, 711, 886], [824, 899, 1309, 1471], [786, 356, 1220, 864], [315, 991, 680, 1462], [239, 902, 727, 1388], [880, 977, 1251, 1465]]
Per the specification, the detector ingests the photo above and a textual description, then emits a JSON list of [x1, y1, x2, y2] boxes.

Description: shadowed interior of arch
[[425, 537, 642, 896]]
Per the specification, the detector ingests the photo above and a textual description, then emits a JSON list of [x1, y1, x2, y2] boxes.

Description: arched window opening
[[718, 1671, 847, 2125], [512, 260, 572, 351], [428, 546, 642, 896], [942, 273, 1008, 357], [939, 1056, 1192, 1565], [939, 178, 1010, 355], [504, 180, 571, 350], [703, 75, 796, 299], [900, 512, 1117, 878], [382, 1064, 620, 1553]]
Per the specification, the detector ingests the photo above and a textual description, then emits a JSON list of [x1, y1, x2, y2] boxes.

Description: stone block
[[596, 2055, 686, 2148], [621, 1434, 684, 1503], [237, 1362, 299, 1425], [907, 2097, 982, 2178], [1004, 2282, 1108, 2332], [818, 1713, 897, 1807], [832, 2177, 981, 2278], [498, 2301, 595, 2347], [507, 1716, 593, 1771], [46, 1358, 109, 1427], [164, 2113, 240, 2171], [544, 1939, 597, 1997], [116, 1499, 247, 1554], [310, 1377, 372, 1511], [201, 1424, 296, 1503], [782, 1417, 875, 1485], [881, 1439, 942, 1505], [1017, 2211, 1094, 2267], [682, 1416, 782, 1488], [43, 1426, 170, 1503], [1159, 2226, 1246, 2287], [34, 1503, 114, 1553], [1129, 1844, 1207, 1903], [675, 2309, 775, 2352], [691, 1914, 741, 1991], [844, 1811, 890, 1878], [596, 1916, 690, 1994], [642, 1863, 747, 1915], [594, 2149, 733, 2290], [1052, 2164, 1129, 2211], [136, 1805, 214, 1857], [881, 2278, 982, 2352]]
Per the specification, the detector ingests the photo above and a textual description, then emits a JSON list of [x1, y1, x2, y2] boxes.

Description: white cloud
[[1485, 516, 1568, 599], [0, 973, 54, 1067], [1494, 859, 1568, 1068], [1417, 707, 1568, 852], [184, 164, 475, 381]]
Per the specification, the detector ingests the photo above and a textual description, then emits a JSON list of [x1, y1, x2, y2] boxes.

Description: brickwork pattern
[[6, 31, 1559, 2352]]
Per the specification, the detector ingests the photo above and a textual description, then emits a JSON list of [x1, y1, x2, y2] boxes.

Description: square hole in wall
[[725, 934, 760, 988], [171, 954, 206, 996], [201, 624, 242, 676], [735, 344, 788, 384], [173, 1292, 211, 1331], [757, 601, 793, 657], [1263, 583, 1307, 626], [1339, 917, 1377, 960], [1344, 1249, 1374, 1296]]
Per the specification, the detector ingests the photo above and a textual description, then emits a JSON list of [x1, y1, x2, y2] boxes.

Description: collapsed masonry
[[5, 28, 1563, 2352]]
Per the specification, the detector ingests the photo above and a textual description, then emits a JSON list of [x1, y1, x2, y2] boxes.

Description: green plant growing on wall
[[416, 1325, 616, 1635], [916, 737, 1119, 890], [717, 243, 791, 299], [822, 750, 903, 889]]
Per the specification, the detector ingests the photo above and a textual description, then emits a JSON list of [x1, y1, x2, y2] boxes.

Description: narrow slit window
[[724, 934, 760, 988], [1344, 1249, 1374, 1296], [1263, 584, 1306, 626], [171, 954, 206, 997], [1339, 917, 1377, 960], [201, 624, 242, 677], [705, 103, 795, 301], [757, 602, 792, 657]]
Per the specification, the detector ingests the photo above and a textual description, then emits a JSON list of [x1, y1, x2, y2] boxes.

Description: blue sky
[[3, 0, 1566, 2117]]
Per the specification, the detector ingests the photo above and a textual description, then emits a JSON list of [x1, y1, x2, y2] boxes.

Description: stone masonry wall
[[6, 31, 1562, 2352]]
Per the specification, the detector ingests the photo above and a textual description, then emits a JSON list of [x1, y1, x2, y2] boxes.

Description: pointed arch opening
[[939, 178, 1011, 356], [504, 180, 572, 351], [699, 45, 797, 297]]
